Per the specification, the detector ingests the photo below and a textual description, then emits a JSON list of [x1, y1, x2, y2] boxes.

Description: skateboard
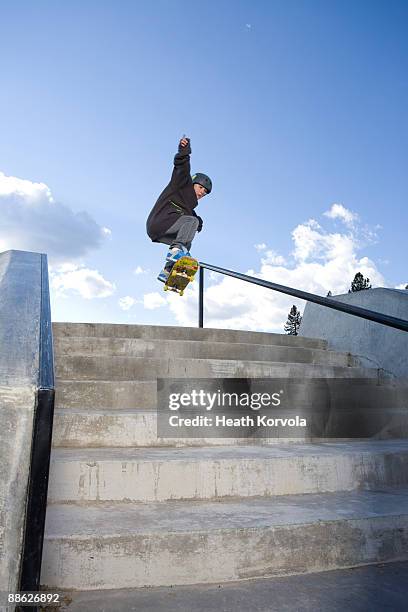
[[163, 256, 199, 296]]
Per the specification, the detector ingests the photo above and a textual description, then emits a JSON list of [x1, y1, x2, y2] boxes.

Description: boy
[[146, 136, 212, 283]]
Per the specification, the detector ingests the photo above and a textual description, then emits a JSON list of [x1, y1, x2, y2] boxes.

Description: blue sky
[[1, 1, 407, 331]]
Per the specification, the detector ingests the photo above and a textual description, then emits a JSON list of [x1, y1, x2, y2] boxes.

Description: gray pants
[[158, 215, 199, 251]]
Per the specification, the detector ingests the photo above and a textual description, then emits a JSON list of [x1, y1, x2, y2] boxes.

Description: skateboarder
[[146, 136, 212, 282]]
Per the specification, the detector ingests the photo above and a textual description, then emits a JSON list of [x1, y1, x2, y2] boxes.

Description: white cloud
[[292, 219, 333, 261], [133, 265, 149, 275], [291, 216, 368, 268], [119, 296, 136, 310], [254, 243, 266, 252], [121, 290, 170, 311], [324, 203, 358, 226], [0, 170, 109, 260], [0, 172, 55, 201], [143, 292, 167, 310], [261, 249, 286, 266], [165, 208, 386, 332], [50, 264, 115, 299], [255, 244, 286, 266]]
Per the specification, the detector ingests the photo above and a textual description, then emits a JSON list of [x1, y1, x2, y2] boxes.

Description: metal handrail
[[198, 262, 408, 333]]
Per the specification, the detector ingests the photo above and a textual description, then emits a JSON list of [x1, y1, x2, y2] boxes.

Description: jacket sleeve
[[170, 140, 192, 188]]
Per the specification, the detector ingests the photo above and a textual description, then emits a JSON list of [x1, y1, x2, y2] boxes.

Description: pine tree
[[284, 305, 302, 335], [326, 290, 332, 297], [349, 272, 372, 293]]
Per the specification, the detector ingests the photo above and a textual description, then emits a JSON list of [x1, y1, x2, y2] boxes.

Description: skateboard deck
[[164, 256, 199, 296]]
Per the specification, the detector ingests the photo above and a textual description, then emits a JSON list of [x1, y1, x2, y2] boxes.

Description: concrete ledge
[[0, 385, 36, 593], [300, 288, 408, 379], [0, 250, 43, 595]]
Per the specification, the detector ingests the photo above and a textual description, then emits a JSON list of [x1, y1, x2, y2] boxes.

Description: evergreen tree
[[284, 305, 302, 335], [348, 272, 371, 293], [326, 290, 332, 297], [405, 285, 408, 290]]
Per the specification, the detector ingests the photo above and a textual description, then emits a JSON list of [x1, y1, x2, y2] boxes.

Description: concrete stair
[[52, 322, 328, 347], [56, 356, 371, 381], [48, 441, 408, 504], [51, 562, 408, 612], [42, 323, 408, 594], [43, 490, 408, 590]]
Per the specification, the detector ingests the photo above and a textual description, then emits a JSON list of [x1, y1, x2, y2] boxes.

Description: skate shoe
[[157, 268, 170, 283], [166, 246, 188, 264], [157, 259, 175, 283]]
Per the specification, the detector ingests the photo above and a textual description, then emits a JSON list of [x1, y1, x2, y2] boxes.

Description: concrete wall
[[0, 251, 42, 598], [300, 288, 408, 379]]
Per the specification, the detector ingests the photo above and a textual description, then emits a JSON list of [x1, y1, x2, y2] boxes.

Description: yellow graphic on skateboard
[[164, 256, 199, 296]]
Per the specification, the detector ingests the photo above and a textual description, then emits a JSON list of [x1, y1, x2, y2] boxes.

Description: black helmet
[[192, 173, 212, 194]]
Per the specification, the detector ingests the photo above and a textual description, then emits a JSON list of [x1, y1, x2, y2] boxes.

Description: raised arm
[[170, 136, 192, 188]]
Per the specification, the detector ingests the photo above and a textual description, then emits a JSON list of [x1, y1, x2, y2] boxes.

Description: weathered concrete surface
[[51, 404, 408, 448], [53, 322, 328, 350], [54, 377, 404, 412], [0, 250, 41, 384], [41, 489, 408, 589], [300, 288, 408, 379], [45, 321, 408, 593], [0, 386, 36, 595], [54, 380, 157, 410], [56, 355, 377, 381], [0, 250, 42, 596], [54, 336, 354, 366], [52, 408, 315, 448], [51, 375, 408, 448], [54, 561, 408, 612], [47, 440, 408, 503]]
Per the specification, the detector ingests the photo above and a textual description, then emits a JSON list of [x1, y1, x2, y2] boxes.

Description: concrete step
[[52, 377, 408, 447], [53, 322, 328, 350], [47, 561, 408, 612], [41, 488, 408, 589], [55, 356, 377, 382], [55, 377, 403, 412], [54, 336, 355, 366], [55, 380, 156, 410], [47, 440, 408, 503], [52, 408, 308, 448]]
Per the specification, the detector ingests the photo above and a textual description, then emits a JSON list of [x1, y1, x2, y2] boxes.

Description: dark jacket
[[146, 140, 203, 241]]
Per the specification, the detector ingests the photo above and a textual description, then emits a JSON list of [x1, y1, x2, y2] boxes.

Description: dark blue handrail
[[198, 262, 408, 333]]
